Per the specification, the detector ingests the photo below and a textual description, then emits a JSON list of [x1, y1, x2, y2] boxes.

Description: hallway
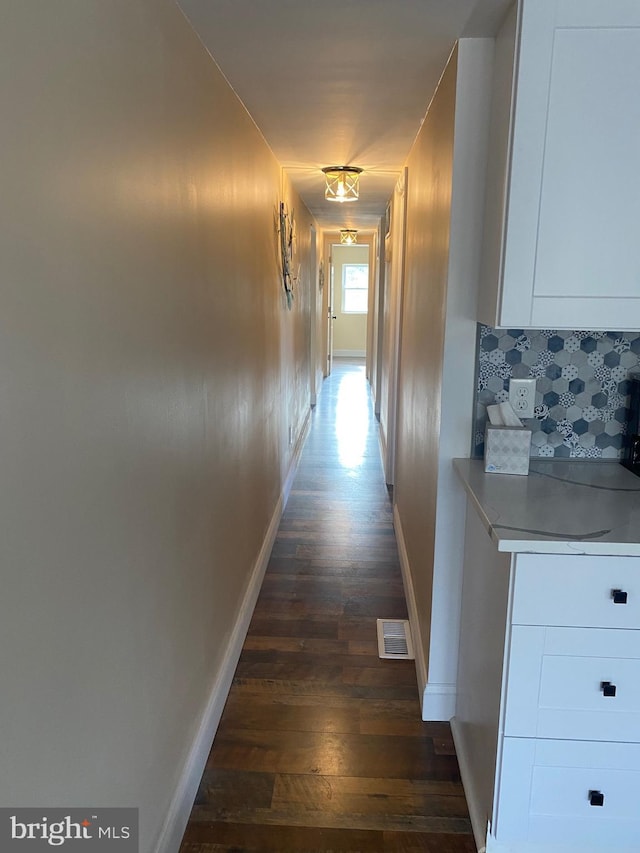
[[179, 361, 474, 852]]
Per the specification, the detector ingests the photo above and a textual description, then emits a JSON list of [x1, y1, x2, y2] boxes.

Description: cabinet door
[[501, 0, 640, 329], [504, 625, 640, 742], [497, 738, 640, 846]]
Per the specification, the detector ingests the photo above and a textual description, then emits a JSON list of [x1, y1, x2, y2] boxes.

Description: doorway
[[328, 243, 369, 364]]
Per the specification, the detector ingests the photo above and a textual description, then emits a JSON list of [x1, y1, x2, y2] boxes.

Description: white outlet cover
[[508, 379, 536, 419]]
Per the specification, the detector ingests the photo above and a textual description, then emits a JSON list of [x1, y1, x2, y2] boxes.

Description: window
[[341, 264, 368, 314]]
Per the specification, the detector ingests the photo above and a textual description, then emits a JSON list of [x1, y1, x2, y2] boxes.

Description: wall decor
[[278, 202, 295, 309], [473, 325, 640, 459], [318, 259, 325, 291]]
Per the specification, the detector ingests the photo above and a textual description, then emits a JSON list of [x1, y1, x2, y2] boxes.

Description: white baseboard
[[378, 426, 389, 484], [393, 505, 428, 707], [154, 493, 284, 853], [422, 681, 457, 721], [394, 505, 457, 722], [451, 716, 489, 853], [283, 408, 311, 508]]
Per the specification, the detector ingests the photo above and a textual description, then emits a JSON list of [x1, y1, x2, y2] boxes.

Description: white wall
[[0, 2, 314, 850], [429, 39, 494, 717], [394, 53, 458, 714], [391, 40, 494, 719]]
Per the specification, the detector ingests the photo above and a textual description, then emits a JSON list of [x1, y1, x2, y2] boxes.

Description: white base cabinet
[[454, 502, 640, 852], [498, 738, 640, 848], [479, 0, 640, 330]]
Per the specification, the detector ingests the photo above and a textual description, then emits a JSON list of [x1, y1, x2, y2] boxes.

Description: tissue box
[[484, 425, 532, 475]]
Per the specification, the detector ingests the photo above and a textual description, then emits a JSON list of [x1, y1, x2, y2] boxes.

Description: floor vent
[[376, 619, 414, 660]]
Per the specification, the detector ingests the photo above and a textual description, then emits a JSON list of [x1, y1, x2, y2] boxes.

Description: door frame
[[322, 232, 375, 375], [308, 224, 321, 405], [379, 168, 408, 486]]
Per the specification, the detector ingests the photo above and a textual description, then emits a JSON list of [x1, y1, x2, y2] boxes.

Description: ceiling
[[178, 0, 512, 232]]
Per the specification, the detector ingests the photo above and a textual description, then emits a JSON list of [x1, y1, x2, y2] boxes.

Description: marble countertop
[[454, 458, 640, 556]]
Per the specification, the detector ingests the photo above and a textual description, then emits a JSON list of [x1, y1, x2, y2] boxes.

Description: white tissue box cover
[[484, 425, 531, 475]]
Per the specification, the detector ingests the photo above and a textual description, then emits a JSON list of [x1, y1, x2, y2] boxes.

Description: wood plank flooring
[[180, 360, 475, 852]]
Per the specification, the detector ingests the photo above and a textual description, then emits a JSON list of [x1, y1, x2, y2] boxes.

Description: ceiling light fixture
[[322, 166, 363, 203], [340, 229, 358, 245]]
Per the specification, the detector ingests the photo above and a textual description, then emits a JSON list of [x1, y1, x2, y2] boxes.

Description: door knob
[[589, 790, 605, 807], [600, 681, 617, 697], [612, 589, 628, 604]]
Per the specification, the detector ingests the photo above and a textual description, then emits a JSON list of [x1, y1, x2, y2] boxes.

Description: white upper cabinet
[[478, 0, 640, 330]]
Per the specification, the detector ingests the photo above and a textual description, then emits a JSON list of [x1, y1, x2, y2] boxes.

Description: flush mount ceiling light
[[340, 229, 358, 245], [322, 166, 363, 203]]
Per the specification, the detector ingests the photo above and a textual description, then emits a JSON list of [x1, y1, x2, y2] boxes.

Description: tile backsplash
[[474, 326, 640, 459]]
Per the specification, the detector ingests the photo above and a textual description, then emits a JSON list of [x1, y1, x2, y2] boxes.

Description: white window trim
[[341, 263, 368, 314]]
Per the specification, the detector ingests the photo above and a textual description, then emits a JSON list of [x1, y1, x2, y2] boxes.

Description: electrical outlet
[[508, 378, 536, 419]]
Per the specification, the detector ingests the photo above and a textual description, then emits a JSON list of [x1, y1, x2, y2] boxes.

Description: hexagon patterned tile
[[474, 326, 640, 459]]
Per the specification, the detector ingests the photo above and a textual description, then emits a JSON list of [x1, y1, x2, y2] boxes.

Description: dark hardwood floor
[[180, 359, 475, 852]]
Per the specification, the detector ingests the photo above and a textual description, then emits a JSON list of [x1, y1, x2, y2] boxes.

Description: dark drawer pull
[[589, 790, 605, 807], [612, 589, 628, 604], [600, 681, 617, 697]]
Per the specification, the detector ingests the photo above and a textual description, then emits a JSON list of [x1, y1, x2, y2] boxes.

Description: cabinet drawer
[[513, 554, 640, 628], [505, 626, 640, 741], [496, 738, 640, 847]]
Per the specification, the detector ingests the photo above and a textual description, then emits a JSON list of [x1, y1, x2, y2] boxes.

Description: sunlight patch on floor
[[335, 369, 368, 470]]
